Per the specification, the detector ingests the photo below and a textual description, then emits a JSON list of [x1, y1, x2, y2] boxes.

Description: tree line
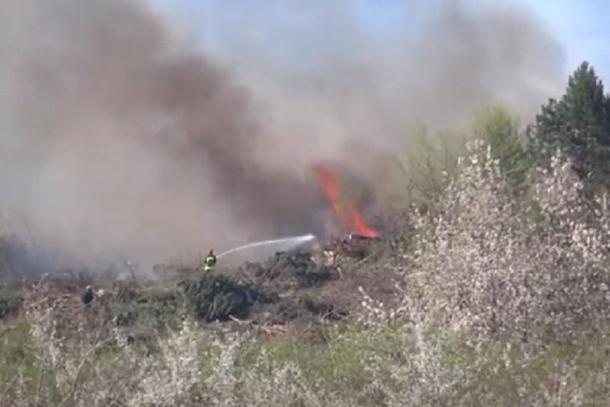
[[507, 61, 610, 193]]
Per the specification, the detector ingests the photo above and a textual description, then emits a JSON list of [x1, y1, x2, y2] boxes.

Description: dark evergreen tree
[[528, 62, 610, 189]]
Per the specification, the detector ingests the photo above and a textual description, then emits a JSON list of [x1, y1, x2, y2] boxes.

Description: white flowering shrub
[[405, 140, 610, 343], [238, 350, 324, 407], [21, 298, 127, 406], [199, 331, 244, 407], [127, 320, 202, 407], [194, 330, 325, 407]]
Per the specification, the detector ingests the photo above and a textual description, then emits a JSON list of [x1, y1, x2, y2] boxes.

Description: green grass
[[233, 324, 610, 404], [234, 323, 405, 393], [0, 288, 22, 320], [2, 313, 610, 405], [0, 321, 40, 388]]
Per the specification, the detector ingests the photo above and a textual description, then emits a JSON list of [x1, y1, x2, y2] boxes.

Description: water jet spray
[[217, 234, 316, 259]]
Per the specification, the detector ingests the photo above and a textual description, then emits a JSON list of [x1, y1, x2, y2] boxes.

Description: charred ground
[[0, 235, 401, 342]]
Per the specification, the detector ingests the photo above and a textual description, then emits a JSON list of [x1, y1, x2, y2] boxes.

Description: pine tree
[[528, 62, 610, 189]]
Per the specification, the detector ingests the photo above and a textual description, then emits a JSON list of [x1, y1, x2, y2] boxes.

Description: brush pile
[[0, 235, 398, 339]]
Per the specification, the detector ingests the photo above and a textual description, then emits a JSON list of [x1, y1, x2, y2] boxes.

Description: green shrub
[[473, 105, 531, 190], [0, 289, 22, 320], [181, 274, 258, 322], [111, 282, 184, 333]]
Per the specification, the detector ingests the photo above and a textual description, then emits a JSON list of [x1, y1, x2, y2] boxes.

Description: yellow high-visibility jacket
[[202, 255, 216, 272]]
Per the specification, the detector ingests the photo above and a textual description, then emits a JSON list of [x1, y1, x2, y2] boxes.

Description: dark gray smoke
[[0, 0, 320, 271], [0, 0, 565, 272], [181, 0, 565, 164]]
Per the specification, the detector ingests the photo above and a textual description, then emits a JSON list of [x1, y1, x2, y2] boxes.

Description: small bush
[[182, 274, 258, 322], [111, 282, 184, 337], [0, 289, 22, 320]]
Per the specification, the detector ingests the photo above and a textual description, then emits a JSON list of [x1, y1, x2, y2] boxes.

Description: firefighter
[[81, 285, 94, 305], [201, 249, 217, 273]]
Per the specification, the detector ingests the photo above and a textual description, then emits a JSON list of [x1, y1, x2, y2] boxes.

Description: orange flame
[[314, 164, 380, 238]]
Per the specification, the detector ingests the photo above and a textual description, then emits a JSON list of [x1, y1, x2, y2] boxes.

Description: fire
[[313, 164, 380, 238]]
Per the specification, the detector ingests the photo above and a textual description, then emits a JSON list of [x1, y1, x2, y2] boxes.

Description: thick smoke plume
[[185, 0, 565, 166], [0, 0, 565, 272], [0, 0, 320, 270]]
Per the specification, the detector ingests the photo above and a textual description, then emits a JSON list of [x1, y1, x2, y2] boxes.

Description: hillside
[[2, 1, 610, 403]]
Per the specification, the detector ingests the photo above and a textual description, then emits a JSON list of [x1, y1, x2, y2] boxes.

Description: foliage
[[396, 127, 466, 206], [385, 106, 528, 210], [182, 274, 258, 322], [473, 106, 530, 189], [528, 61, 610, 190], [0, 288, 22, 320], [404, 140, 610, 343], [1, 299, 609, 406], [111, 281, 184, 331]]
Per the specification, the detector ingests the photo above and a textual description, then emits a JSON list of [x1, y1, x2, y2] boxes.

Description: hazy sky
[[511, 0, 610, 79], [149, 0, 610, 85]]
